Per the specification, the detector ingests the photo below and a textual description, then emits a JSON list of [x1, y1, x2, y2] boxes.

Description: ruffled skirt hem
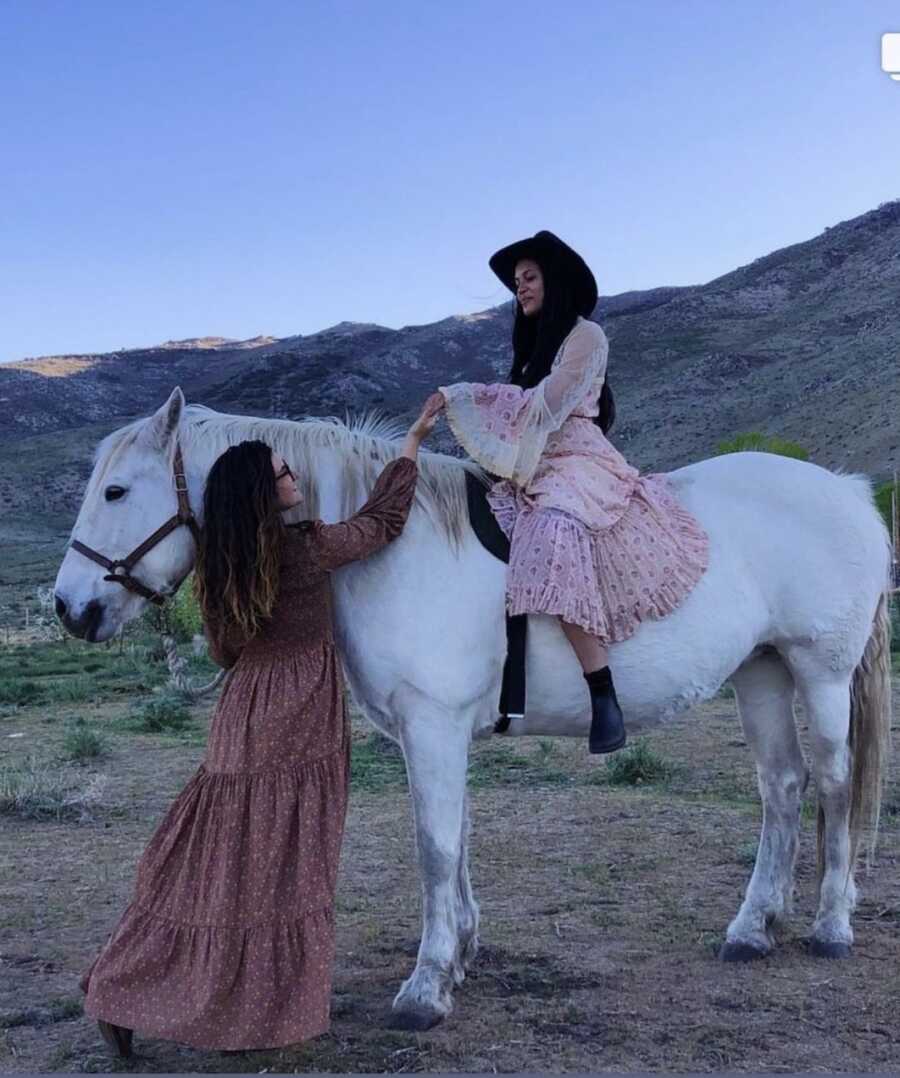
[[80, 901, 335, 1050], [489, 474, 709, 644], [78, 742, 350, 1051]]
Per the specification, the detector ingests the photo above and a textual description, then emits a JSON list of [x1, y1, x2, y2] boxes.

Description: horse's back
[[664, 452, 890, 652], [666, 451, 888, 584]]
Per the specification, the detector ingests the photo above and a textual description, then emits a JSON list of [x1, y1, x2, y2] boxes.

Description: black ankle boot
[[585, 666, 626, 754]]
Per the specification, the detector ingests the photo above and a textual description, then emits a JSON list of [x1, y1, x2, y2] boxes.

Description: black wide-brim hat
[[489, 230, 598, 317]]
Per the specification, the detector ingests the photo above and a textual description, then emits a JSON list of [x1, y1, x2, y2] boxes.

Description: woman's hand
[[408, 394, 445, 440], [422, 391, 446, 417], [401, 395, 445, 460]]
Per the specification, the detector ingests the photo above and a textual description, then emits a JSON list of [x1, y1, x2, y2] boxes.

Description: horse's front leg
[[389, 703, 476, 1031]]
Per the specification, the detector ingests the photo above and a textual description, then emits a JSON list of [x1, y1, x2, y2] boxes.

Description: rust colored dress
[[79, 457, 418, 1051]]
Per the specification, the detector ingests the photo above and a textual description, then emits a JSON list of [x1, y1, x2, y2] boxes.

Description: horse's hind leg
[[786, 657, 857, 957], [721, 650, 808, 962], [389, 706, 475, 1030], [455, 789, 480, 971]]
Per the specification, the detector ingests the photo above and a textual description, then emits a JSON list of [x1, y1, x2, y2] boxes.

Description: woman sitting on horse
[[428, 230, 709, 753]]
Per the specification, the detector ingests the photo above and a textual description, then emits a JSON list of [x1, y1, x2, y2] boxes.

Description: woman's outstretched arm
[[303, 399, 439, 571], [437, 318, 608, 485]]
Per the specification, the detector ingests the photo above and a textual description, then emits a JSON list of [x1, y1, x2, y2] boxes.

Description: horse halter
[[70, 444, 200, 607]]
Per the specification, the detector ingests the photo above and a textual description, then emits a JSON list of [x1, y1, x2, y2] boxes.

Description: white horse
[[54, 388, 893, 1030]]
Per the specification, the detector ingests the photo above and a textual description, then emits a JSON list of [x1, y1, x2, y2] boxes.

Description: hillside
[[1, 200, 898, 527]]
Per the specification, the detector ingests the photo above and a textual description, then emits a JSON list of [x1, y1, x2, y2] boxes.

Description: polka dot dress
[[79, 458, 418, 1052]]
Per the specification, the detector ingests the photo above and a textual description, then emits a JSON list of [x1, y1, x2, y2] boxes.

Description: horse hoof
[[808, 938, 852, 960], [719, 940, 769, 963], [387, 1004, 445, 1032]]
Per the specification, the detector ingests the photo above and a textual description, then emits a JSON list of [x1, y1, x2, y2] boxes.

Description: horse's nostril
[[83, 599, 104, 642], [54, 593, 68, 619]]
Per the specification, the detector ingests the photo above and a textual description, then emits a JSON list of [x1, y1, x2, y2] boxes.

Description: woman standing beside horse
[[80, 402, 439, 1057], [429, 231, 710, 752]]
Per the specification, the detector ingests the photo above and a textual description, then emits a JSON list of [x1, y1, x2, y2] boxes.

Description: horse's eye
[[104, 486, 126, 502]]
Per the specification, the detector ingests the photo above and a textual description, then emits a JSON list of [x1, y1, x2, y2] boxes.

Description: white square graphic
[[882, 32, 900, 79]]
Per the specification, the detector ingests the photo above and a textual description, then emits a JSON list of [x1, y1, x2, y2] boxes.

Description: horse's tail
[[818, 590, 893, 881]]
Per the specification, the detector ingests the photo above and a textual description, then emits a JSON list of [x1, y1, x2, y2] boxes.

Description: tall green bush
[[139, 575, 203, 643], [715, 432, 809, 460], [167, 576, 203, 642], [873, 480, 895, 533]]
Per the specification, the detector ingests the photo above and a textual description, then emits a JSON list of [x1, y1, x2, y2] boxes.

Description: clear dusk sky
[[1, 0, 898, 362]]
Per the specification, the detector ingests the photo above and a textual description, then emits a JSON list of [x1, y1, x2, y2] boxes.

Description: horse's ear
[[143, 387, 185, 451]]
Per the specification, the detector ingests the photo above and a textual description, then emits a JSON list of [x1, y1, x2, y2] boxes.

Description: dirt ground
[[1, 670, 899, 1074]]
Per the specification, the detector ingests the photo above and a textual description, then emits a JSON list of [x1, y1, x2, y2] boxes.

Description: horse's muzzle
[[55, 594, 105, 642]]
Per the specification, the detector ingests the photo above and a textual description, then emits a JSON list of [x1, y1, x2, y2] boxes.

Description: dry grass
[[0, 640, 898, 1073], [0, 756, 109, 822]]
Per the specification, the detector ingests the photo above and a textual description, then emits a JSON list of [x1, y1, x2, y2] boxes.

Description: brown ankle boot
[[98, 1019, 133, 1058]]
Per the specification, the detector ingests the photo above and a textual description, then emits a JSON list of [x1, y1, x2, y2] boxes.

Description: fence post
[[893, 471, 899, 591]]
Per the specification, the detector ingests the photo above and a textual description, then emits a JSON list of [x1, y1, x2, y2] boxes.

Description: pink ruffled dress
[[439, 317, 709, 644]]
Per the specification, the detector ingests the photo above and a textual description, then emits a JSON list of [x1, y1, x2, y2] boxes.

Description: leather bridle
[[70, 444, 200, 607]]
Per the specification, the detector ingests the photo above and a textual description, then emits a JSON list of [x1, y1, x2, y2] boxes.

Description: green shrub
[[468, 744, 530, 786], [131, 693, 191, 732], [468, 740, 571, 788], [715, 432, 809, 460], [874, 481, 895, 533], [62, 718, 110, 763], [0, 678, 43, 706], [140, 577, 203, 644], [603, 740, 673, 787], [350, 734, 407, 791], [43, 675, 97, 704], [166, 577, 204, 643]]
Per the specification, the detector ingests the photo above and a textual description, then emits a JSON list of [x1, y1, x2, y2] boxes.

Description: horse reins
[[70, 444, 200, 607]]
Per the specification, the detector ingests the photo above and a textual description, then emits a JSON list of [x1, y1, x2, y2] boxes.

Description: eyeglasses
[[274, 463, 295, 482]]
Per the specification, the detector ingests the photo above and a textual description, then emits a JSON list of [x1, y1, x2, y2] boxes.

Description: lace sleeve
[[542, 318, 608, 417], [440, 319, 608, 486]]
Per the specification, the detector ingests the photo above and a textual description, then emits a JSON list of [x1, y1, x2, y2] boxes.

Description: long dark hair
[[194, 440, 285, 645], [508, 257, 615, 435]]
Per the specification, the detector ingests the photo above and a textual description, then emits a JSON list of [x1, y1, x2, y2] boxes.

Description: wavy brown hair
[[194, 440, 285, 646]]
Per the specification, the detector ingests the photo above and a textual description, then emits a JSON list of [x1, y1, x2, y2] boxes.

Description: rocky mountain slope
[[1, 200, 898, 522]]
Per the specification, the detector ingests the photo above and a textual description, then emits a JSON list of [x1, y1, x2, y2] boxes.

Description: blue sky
[[1, 0, 898, 362]]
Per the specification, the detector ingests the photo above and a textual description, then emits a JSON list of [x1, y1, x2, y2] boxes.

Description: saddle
[[464, 470, 526, 733]]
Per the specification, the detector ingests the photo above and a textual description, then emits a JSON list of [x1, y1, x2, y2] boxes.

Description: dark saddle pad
[[465, 470, 526, 731]]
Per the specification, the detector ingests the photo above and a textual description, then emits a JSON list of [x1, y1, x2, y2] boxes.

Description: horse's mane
[[92, 405, 486, 547]]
